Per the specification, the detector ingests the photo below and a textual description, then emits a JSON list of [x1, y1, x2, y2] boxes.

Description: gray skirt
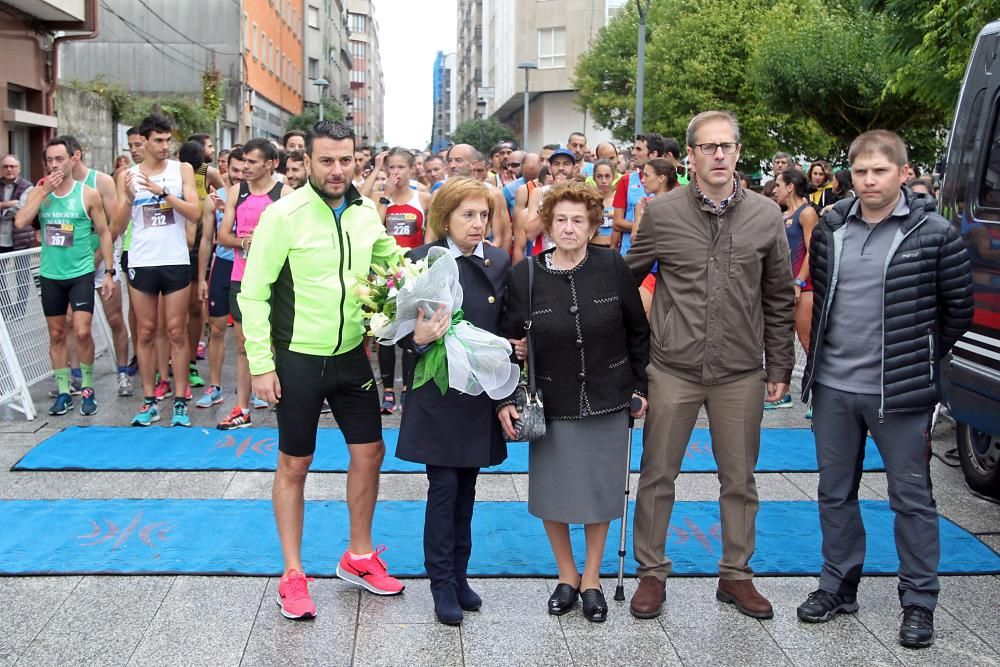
[[527, 410, 629, 524]]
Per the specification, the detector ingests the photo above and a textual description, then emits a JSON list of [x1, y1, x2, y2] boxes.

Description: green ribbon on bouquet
[[412, 308, 465, 396]]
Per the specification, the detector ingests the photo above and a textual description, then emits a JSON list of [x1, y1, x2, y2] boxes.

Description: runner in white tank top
[[112, 113, 202, 429], [128, 159, 189, 268]]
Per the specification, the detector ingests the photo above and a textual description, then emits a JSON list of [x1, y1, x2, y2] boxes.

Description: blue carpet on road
[[0, 499, 995, 577], [13, 426, 884, 473]]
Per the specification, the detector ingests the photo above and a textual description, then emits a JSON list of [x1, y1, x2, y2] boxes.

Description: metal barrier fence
[[0, 248, 116, 420]]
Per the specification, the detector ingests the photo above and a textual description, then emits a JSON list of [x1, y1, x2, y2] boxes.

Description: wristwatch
[[104, 268, 116, 277], [793, 279, 807, 288], [160, 187, 171, 199]]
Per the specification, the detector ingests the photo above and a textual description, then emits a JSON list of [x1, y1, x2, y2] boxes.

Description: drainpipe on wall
[[48, 0, 100, 139]]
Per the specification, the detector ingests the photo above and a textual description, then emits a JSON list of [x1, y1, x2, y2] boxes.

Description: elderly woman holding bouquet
[[394, 176, 515, 626], [499, 181, 649, 623]]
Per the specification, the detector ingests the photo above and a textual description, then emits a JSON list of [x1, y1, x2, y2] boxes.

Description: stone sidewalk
[[0, 350, 998, 666]]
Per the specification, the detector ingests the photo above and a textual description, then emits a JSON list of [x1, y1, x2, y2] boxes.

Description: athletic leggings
[[378, 343, 415, 392]]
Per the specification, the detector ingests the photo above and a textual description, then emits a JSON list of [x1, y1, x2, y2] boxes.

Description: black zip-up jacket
[[802, 189, 973, 415]]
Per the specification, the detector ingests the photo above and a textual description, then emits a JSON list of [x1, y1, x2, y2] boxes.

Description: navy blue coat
[[395, 241, 511, 468]]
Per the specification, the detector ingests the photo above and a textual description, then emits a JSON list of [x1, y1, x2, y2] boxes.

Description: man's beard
[[309, 174, 347, 204]]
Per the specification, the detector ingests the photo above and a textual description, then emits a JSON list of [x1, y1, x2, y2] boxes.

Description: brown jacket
[[626, 183, 795, 385]]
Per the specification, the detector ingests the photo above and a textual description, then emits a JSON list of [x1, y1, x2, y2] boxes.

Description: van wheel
[[956, 422, 1000, 499]]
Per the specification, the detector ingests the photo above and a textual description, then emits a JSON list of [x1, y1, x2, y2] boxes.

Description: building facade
[[430, 52, 456, 153], [61, 0, 242, 147], [460, 0, 614, 152], [1, 0, 96, 180], [455, 0, 484, 126], [61, 0, 305, 146], [303, 0, 352, 116], [346, 0, 384, 144], [243, 0, 305, 140]]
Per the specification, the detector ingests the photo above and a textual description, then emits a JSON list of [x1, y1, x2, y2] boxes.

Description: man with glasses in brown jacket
[[625, 110, 796, 620]]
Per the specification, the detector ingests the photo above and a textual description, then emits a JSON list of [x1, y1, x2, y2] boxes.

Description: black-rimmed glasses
[[694, 142, 739, 155]]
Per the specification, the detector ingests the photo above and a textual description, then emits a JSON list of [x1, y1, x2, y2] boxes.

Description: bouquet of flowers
[[355, 246, 519, 399], [355, 255, 431, 337]]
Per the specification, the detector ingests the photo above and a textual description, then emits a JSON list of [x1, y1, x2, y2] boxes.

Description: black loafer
[[548, 583, 579, 615], [581, 588, 608, 623]]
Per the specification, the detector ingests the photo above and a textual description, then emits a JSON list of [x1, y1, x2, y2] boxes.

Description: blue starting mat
[[12, 426, 884, 473], [0, 499, 994, 577]]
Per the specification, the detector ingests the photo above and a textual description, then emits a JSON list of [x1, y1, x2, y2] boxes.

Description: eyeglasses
[[507, 162, 522, 168], [694, 142, 739, 155]]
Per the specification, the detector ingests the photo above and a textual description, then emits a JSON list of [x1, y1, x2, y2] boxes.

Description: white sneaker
[[117, 372, 135, 397]]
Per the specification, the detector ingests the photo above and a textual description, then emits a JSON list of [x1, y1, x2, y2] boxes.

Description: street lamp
[[313, 77, 330, 121], [517, 61, 537, 150], [634, 0, 651, 135]]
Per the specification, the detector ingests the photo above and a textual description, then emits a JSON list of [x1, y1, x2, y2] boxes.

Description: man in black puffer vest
[[795, 130, 973, 650]]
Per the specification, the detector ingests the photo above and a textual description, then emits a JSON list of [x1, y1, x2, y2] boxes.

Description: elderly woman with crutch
[[498, 181, 649, 623]]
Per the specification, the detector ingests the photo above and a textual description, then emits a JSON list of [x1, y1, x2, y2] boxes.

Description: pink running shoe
[[276, 571, 316, 619], [154, 380, 172, 401], [336, 545, 405, 595]]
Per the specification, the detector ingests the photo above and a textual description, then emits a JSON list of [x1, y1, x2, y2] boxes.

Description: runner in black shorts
[[273, 345, 382, 456], [195, 147, 246, 409], [40, 274, 95, 316], [237, 121, 406, 618]]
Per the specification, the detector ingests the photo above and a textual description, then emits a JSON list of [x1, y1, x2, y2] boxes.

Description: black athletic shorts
[[229, 280, 243, 323], [128, 264, 191, 296], [120, 250, 129, 276], [275, 344, 382, 456], [40, 273, 95, 317], [208, 257, 233, 318]]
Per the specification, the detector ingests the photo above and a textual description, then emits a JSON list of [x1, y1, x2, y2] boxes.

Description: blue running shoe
[[251, 393, 268, 410], [196, 385, 224, 408], [764, 394, 793, 410], [80, 387, 97, 416], [171, 400, 192, 427], [49, 393, 72, 416], [131, 401, 160, 426]]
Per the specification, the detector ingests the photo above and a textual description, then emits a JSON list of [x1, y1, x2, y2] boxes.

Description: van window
[[945, 88, 987, 213], [979, 95, 1000, 220]]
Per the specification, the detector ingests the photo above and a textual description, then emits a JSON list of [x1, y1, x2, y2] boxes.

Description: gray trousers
[[812, 383, 939, 610]]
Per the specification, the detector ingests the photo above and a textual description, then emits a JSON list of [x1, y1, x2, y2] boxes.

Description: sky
[[373, 0, 457, 149]]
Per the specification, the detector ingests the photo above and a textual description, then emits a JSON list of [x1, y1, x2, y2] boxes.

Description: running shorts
[[127, 265, 190, 296], [229, 280, 243, 323], [208, 257, 233, 318], [275, 344, 382, 456], [40, 273, 95, 317]]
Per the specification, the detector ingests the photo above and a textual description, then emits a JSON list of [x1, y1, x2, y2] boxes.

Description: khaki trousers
[[633, 365, 765, 580]]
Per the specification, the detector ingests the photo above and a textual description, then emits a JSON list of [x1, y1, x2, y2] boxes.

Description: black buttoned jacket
[[501, 246, 649, 420]]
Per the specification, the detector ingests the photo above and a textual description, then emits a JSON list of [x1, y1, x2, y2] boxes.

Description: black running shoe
[[899, 605, 934, 649], [796, 589, 859, 623]]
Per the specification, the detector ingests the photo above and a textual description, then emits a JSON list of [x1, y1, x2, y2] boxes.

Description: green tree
[[449, 117, 514, 155], [575, 0, 837, 172], [865, 0, 1000, 114], [747, 0, 947, 166], [285, 97, 345, 132], [128, 95, 216, 140]]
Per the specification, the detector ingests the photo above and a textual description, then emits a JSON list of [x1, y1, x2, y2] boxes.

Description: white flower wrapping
[[370, 246, 520, 399]]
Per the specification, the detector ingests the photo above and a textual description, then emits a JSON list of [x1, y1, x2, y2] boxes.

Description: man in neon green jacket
[[240, 121, 405, 620]]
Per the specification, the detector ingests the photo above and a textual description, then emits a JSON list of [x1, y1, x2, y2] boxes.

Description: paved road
[[1, 345, 997, 666]]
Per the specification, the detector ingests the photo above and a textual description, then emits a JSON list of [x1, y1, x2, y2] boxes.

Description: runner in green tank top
[[15, 135, 114, 417]]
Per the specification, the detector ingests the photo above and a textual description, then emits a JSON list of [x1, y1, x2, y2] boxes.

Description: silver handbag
[[506, 256, 547, 442]]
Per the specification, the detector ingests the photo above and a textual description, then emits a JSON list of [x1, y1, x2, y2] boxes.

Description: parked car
[[939, 19, 1000, 498]]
